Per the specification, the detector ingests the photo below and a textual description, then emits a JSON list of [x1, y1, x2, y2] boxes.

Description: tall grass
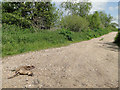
[[2, 24, 112, 57]]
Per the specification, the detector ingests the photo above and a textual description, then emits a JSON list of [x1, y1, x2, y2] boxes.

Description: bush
[[2, 13, 31, 28], [89, 11, 102, 29], [59, 29, 73, 41], [2, 24, 112, 57], [60, 15, 89, 32], [106, 26, 118, 31], [114, 31, 120, 46]]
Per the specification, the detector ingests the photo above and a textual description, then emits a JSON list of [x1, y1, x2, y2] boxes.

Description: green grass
[[114, 31, 120, 47], [99, 38, 104, 41], [2, 24, 112, 57]]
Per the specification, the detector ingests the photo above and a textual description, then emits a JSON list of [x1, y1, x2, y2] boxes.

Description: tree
[[110, 23, 118, 28], [2, 2, 33, 28], [60, 15, 89, 32], [98, 11, 113, 28], [32, 2, 59, 29], [2, 2, 59, 29], [2, 2, 21, 13], [60, 0, 92, 17], [114, 31, 120, 46], [90, 11, 102, 29]]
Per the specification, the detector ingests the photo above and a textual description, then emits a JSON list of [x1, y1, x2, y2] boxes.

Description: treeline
[[60, 2, 118, 32], [2, 2, 59, 29], [2, 1, 119, 56], [2, 1, 118, 31]]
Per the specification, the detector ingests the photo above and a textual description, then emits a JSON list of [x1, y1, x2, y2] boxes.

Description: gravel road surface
[[2, 32, 118, 88]]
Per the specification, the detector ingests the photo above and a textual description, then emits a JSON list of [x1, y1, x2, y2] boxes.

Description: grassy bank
[[114, 31, 120, 47], [2, 24, 112, 57]]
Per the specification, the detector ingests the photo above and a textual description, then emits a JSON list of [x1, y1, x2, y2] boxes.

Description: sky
[[53, 0, 119, 24], [91, 2, 118, 24]]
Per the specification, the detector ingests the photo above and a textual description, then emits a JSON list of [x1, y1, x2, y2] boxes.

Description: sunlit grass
[[2, 24, 112, 57]]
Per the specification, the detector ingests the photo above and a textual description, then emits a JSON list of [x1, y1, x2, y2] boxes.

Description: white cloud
[[109, 7, 114, 11], [89, 0, 118, 14], [90, 2, 107, 14], [52, 0, 119, 2], [112, 15, 118, 24], [53, 0, 118, 21], [89, 0, 109, 2], [109, 6, 118, 11], [53, 1, 108, 14]]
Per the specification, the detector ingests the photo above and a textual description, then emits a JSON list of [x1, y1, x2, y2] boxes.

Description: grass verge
[[2, 24, 112, 57], [114, 31, 120, 47]]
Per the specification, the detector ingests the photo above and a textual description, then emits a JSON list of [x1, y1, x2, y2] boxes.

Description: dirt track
[[2, 32, 118, 88]]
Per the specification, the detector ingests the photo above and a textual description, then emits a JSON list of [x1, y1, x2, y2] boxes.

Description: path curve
[[2, 32, 118, 88]]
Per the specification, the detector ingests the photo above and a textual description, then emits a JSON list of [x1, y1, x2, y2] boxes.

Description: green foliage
[[106, 25, 118, 31], [2, 2, 21, 13], [2, 24, 112, 57], [87, 11, 116, 30], [2, 2, 59, 29], [61, 1, 92, 17], [90, 11, 102, 29], [59, 29, 73, 41], [2, 24, 67, 56], [60, 15, 89, 32], [114, 31, 120, 46], [109, 23, 119, 31], [32, 2, 59, 29], [99, 38, 104, 41], [2, 1, 118, 57], [2, 13, 31, 28], [98, 11, 113, 28]]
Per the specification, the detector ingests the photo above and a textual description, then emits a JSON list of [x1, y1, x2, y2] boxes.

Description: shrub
[[60, 15, 89, 32], [2, 13, 31, 28], [59, 29, 73, 41], [106, 26, 118, 31], [2, 24, 112, 57], [89, 11, 102, 29], [114, 31, 120, 46]]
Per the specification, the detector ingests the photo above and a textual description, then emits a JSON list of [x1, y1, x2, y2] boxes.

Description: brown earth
[[2, 32, 118, 88]]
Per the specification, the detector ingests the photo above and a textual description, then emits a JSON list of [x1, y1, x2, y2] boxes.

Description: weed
[[99, 38, 104, 41], [2, 24, 112, 57]]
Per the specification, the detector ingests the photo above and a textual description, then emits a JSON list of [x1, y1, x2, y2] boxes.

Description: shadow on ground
[[98, 42, 119, 52]]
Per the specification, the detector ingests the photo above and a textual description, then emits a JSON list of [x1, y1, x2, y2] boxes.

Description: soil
[[1, 32, 118, 88]]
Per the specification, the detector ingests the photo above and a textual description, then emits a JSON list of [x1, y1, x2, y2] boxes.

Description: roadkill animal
[[8, 65, 35, 79]]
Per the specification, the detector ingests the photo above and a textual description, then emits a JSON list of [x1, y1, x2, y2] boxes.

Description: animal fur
[[8, 65, 35, 79]]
